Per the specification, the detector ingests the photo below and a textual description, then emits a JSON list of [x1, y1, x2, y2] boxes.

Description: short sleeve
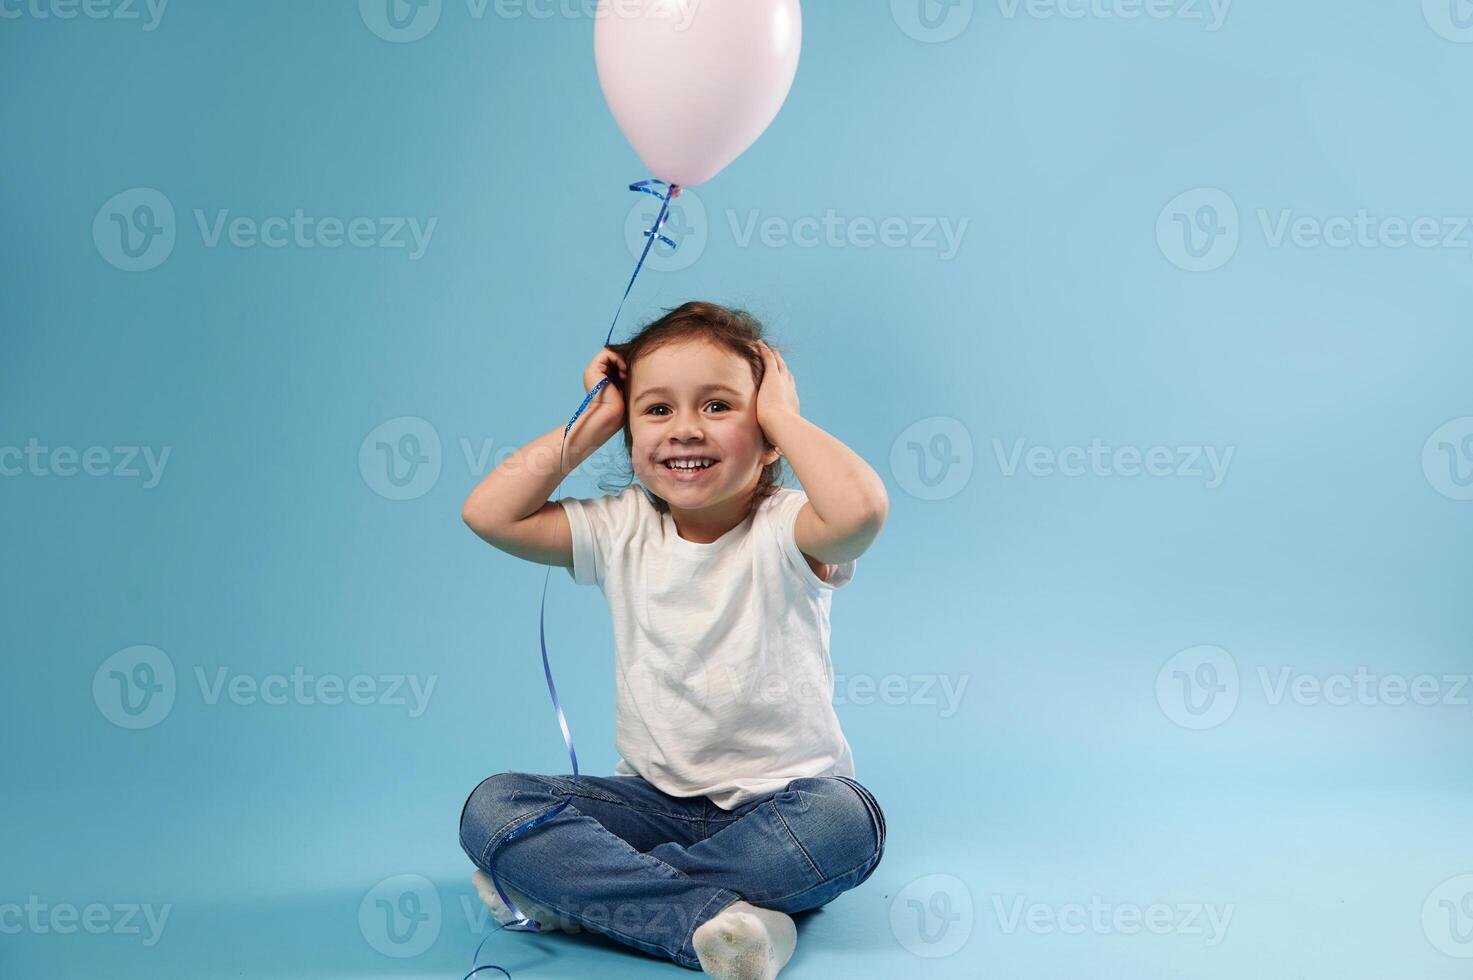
[[557, 487, 643, 588], [770, 489, 857, 593]]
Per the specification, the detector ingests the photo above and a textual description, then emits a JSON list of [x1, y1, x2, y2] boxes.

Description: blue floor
[[5, 759, 1470, 978]]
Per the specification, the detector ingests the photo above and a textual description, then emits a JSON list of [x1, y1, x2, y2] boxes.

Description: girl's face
[[626, 338, 779, 518]]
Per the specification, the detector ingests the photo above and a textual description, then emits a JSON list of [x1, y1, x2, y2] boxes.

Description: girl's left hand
[[755, 340, 801, 435]]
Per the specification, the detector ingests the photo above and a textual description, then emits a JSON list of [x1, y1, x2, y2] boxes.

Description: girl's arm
[[756, 342, 888, 565], [461, 349, 628, 566]]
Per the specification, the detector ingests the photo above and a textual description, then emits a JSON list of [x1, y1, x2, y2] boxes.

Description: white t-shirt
[[557, 483, 858, 810]]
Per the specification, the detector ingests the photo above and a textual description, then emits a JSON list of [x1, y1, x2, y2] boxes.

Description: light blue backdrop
[[3, 1, 1471, 977]]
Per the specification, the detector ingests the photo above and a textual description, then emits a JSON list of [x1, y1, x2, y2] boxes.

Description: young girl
[[458, 301, 889, 978]]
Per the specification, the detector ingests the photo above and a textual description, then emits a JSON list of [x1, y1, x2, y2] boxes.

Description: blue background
[[3, 0, 1472, 977]]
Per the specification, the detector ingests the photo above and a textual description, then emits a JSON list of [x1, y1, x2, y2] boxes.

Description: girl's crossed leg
[[458, 771, 886, 971]]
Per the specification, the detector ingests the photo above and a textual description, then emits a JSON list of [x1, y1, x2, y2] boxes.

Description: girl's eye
[[646, 401, 730, 416]]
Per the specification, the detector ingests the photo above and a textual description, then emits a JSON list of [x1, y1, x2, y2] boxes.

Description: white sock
[[692, 900, 797, 980], [471, 869, 568, 933]]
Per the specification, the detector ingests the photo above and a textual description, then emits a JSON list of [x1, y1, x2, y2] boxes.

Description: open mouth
[[662, 458, 720, 482]]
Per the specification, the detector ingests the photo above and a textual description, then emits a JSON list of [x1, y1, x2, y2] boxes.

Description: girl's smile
[[660, 456, 722, 482]]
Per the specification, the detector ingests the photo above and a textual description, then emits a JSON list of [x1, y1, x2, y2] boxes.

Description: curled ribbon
[[464, 177, 682, 980]]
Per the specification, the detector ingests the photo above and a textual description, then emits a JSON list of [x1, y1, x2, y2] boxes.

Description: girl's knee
[[459, 771, 533, 862], [782, 776, 885, 881]]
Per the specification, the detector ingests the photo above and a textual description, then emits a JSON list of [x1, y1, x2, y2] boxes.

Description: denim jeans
[[458, 771, 887, 971]]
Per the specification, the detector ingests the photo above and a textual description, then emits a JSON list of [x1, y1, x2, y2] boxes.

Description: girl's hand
[[755, 340, 801, 436], [582, 347, 628, 419]]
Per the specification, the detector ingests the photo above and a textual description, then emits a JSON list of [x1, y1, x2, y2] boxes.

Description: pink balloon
[[595, 0, 802, 188]]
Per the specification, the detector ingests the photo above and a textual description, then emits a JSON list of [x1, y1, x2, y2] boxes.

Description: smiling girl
[[457, 301, 889, 978]]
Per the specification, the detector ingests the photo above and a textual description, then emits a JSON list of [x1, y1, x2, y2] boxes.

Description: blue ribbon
[[463, 177, 681, 980]]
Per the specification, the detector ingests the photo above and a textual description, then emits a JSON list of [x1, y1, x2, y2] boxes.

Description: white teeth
[[666, 458, 715, 470]]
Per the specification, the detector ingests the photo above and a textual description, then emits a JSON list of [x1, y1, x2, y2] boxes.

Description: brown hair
[[596, 300, 788, 515]]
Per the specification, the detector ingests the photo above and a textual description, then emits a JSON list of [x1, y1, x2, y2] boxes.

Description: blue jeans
[[458, 771, 887, 971]]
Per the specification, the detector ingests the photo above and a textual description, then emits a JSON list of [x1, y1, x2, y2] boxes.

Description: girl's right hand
[[582, 347, 628, 419]]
